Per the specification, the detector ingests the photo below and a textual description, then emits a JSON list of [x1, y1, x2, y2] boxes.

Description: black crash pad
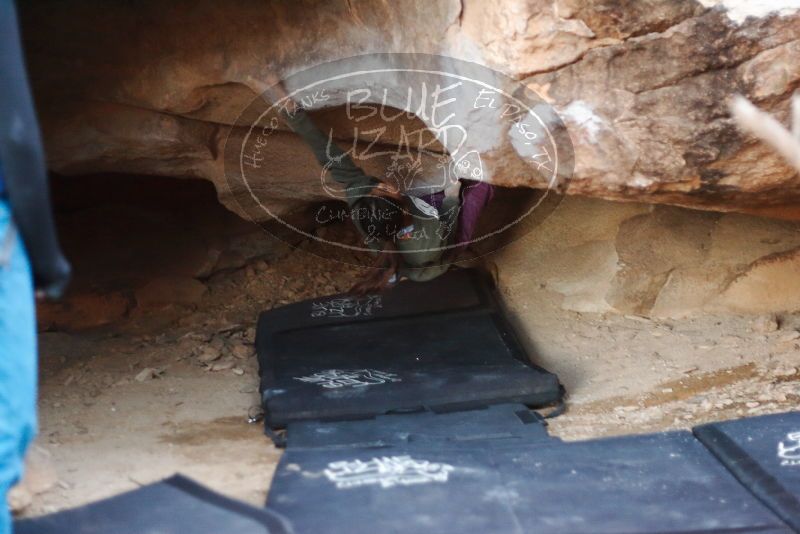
[[267, 431, 790, 534], [490, 430, 790, 533], [255, 269, 562, 428], [286, 403, 553, 449], [694, 411, 800, 532], [257, 268, 490, 333], [16, 475, 292, 534], [268, 443, 516, 534]]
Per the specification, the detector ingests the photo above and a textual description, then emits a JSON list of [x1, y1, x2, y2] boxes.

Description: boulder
[[494, 196, 800, 318], [18, 0, 800, 220]]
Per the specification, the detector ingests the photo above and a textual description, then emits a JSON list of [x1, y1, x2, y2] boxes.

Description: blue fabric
[[0, 160, 5, 197], [0, 200, 36, 534]]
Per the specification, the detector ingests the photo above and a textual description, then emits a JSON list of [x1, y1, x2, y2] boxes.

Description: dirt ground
[[15, 220, 800, 518], [15, 178, 800, 516]]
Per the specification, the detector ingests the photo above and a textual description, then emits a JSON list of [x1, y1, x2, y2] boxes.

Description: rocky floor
[[540, 311, 800, 440], [13, 223, 800, 518]]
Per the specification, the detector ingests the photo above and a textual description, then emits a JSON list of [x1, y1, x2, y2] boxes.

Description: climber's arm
[[454, 180, 494, 248], [281, 107, 377, 194], [250, 75, 378, 203]]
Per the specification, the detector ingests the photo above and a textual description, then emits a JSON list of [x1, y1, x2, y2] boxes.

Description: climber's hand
[[444, 178, 462, 198], [263, 71, 281, 88], [246, 72, 287, 101], [250, 73, 298, 114]]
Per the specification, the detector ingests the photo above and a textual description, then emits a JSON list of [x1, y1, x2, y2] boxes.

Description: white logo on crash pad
[[310, 295, 382, 318], [294, 369, 401, 389], [324, 456, 454, 489], [778, 431, 800, 466]]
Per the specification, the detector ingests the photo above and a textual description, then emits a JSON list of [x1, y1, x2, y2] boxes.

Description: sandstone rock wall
[[495, 196, 800, 317], [20, 0, 800, 219], [20, 1, 800, 319]]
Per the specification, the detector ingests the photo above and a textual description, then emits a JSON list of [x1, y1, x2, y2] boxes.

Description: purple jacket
[[419, 180, 495, 249]]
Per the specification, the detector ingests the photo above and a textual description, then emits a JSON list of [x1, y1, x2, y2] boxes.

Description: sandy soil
[[15, 226, 800, 518]]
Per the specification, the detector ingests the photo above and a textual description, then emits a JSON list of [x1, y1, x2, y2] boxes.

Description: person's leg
[[454, 180, 494, 248], [0, 200, 37, 534]]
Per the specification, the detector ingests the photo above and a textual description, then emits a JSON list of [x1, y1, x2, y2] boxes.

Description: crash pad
[[267, 430, 789, 533], [256, 269, 563, 429], [16, 475, 292, 534], [695, 411, 800, 532]]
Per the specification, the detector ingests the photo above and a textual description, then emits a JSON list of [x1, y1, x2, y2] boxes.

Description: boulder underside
[[21, 0, 800, 220]]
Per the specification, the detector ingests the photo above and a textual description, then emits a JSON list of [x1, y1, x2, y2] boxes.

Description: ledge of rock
[[20, 0, 800, 219]]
